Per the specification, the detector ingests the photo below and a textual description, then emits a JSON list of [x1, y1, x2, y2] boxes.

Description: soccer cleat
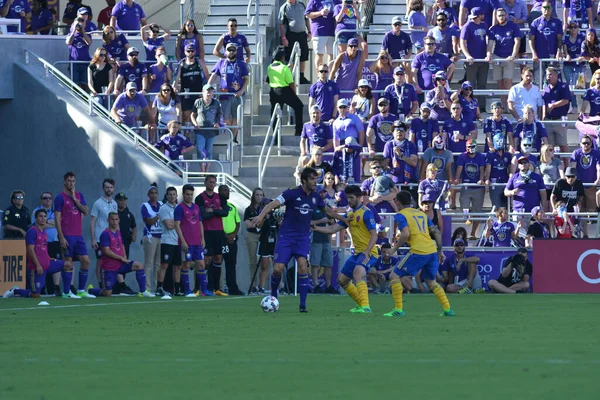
[[140, 290, 155, 298], [155, 288, 171, 297], [77, 290, 96, 298], [458, 286, 473, 294], [54, 285, 62, 297], [349, 305, 361, 312], [185, 293, 197, 298], [120, 285, 137, 296], [299, 306, 308, 313], [257, 287, 265, 295], [474, 288, 486, 294], [350, 307, 366, 313], [440, 309, 455, 317], [203, 290, 216, 297], [3, 286, 17, 298], [175, 289, 186, 297], [62, 292, 80, 299], [361, 306, 372, 313], [214, 289, 228, 297], [383, 308, 406, 317]]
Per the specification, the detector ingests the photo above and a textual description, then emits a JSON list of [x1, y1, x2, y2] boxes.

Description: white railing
[[258, 103, 282, 188]]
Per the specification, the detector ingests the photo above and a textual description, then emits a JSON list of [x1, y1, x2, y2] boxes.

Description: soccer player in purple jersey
[[54, 171, 96, 298], [174, 184, 209, 297], [3, 209, 77, 299], [87, 213, 154, 297], [251, 167, 341, 312]]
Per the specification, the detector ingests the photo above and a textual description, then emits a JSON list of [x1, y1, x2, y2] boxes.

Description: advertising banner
[[0, 240, 26, 293]]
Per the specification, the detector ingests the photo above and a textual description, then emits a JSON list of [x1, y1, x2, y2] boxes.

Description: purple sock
[[198, 270, 208, 293], [14, 289, 31, 297], [181, 270, 191, 294], [78, 270, 88, 291], [33, 273, 46, 294], [135, 270, 147, 292], [271, 273, 282, 298], [62, 271, 73, 294], [299, 273, 309, 308], [89, 288, 102, 296]]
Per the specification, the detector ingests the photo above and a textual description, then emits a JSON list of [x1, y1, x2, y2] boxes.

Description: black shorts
[[257, 238, 275, 257], [161, 244, 182, 266], [285, 31, 309, 62], [204, 230, 227, 256], [181, 95, 200, 112], [47, 241, 62, 260]]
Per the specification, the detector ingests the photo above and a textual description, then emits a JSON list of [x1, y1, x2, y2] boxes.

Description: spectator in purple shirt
[[563, 22, 586, 113], [484, 208, 521, 246], [213, 18, 252, 63], [175, 19, 205, 61], [368, 50, 394, 94], [155, 120, 195, 160], [114, 46, 148, 96], [484, 101, 514, 152], [309, 63, 340, 122], [28, 0, 54, 35], [425, 71, 453, 122], [409, 102, 439, 152], [455, 139, 486, 238], [383, 66, 419, 119], [5, 0, 31, 33], [431, 0, 458, 26], [147, 46, 173, 94], [485, 134, 512, 207], [459, 0, 500, 28], [581, 69, 600, 117], [141, 23, 170, 64], [563, 0, 593, 30], [72, 7, 97, 33], [62, 0, 82, 25], [367, 97, 397, 155], [333, 0, 366, 54], [102, 25, 130, 62], [505, 155, 548, 214], [381, 16, 413, 63], [305, 0, 340, 70], [460, 7, 489, 111], [408, 0, 428, 52], [65, 18, 92, 88], [331, 38, 366, 99], [569, 135, 600, 212], [301, 105, 333, 156], [530, 1, 563, 82], [427, 11, 461, 65], [514, 104, 549, 152], [542, 66, 570, 156], [110, 0, 146, 32], [111, 81, 150, 128], [411, 35, 455, 94], [443, 100, 477, 154], [383, 122, 419, 198], [451, 81, 481, 123]]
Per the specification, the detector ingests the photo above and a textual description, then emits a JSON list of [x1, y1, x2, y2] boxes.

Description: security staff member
[[219, 184, 244, 295], [3, 190, 31, 238], [116, 192, 137, 258], [268, 48, 305, 136]]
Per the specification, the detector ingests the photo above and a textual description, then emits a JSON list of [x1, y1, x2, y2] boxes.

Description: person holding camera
[[488, 248, 532, 293], [66, 14, 93, 90]]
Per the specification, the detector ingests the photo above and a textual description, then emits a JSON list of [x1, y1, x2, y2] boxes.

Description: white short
[[454, 273, 483, 290], [313, 36, 334, 55]]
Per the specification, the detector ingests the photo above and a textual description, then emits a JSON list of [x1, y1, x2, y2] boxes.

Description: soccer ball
[[260, 296, 279, 313]]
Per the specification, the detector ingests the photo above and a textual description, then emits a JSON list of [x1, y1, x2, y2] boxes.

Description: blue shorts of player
[[393, 252, 439, 281], [274, 235, 310, 265], [340, 254, 378, 278], [64, 235, 88, 258], [101, 261, 135, 291], [27, 260, 65, 293], [184, 245, 205, 262]]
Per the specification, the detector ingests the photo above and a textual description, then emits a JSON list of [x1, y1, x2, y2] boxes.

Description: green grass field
[[0, 294, 598, 400]]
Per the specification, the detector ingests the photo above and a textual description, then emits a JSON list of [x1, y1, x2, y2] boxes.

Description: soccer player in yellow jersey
[[385, 191, 455, 317], [312, 185, 378, 313]]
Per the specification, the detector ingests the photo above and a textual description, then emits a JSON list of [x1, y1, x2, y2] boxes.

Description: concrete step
[[375, 5, 406, 14], [372, 13, 405, 25], [238, 165, 295, 177], [243, 145, 301, 156], [204, 15, 271, 27], [244, 134, 301, 146], [241, 154, 300, 167], [250, 124, 298, 136]]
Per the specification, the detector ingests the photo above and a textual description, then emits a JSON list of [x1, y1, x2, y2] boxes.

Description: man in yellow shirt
[[219, 185, 244, 295], [386, 190, 454, 317], [312, 185, 378, 313], [268, 48, 305, 136]]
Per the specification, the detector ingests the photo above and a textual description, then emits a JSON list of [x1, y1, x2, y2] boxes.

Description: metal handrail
[[258, 103, 282, 188]]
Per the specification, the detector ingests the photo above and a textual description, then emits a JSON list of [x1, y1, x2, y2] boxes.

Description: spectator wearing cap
[[332, 98, 364, 146], [333, 0, 366, 54], [529, 1, 563, 82], [443, 100, 477, 156], [459, 0, 500, 28], [431, 0, 459, 26], [174, 43, 210, 124], [382, 16, 413, 66], [383, 66, 418, 120], [279, 0, 311, 84], [141, 24, 171, 64], [367, 97, 397, 156], [569, 135, 600, 214], [407, 0, 429, 52], [63, 0, 83, 25], [484, 101, 513, 152], [361, 160, 398, 215], [505, 155, 547, 220], [455, 139, 486, 238], [383, 122, 419, 198], [4, 0, 31, 33], [304, 0, 338, 71], [421, 135, 453, 183], [451, 81, 481, 123], [72, 6, 97, 33], [443, 238, 483, 294], [155, 119, 195, 160], [28, 0, 55, 36], [301, 105, 333, 157], [175, 19, 205, 62], [419, 190, 444, 233], [309, 63, 340, 123], [540, 143, 564, 209], [425, 71, 452, 122], [514, 104, 548, 153], [98, 0, 116, 29], [331, 37, 366, 100], [350, 79, 375, 125], [310, 186, 335, 293], [116, 192, 137, 258], [411, 35, 454, 96], [563, 22, 585, 114], [410, 103, 439, 153], [427, 10, 461, 65], [500, 0, 528, 57], [419, 163, 450, 209], [563, 0, 593, 30], [525, 205, 551, 247], [213, 18, 251, 63], [508, 67, 543, 121], [551, 166, 582, 214], [485, 133, 512, 208], [511, 136, 540, 174], [488, 248, 532, 293], [460, 7, 489, 109], [114, 46, 148, 96], [111, 81, 150, 127], [375, 225, 391, 247], [208, 41, 249, 144], [66, 12, 93, 89], [3, 190, 30, 238], [485, 207, 521, 246], [110, 0, 146, 32], [268, 49, 305, 137], [542, 66, 571, 156], [191, 84, 222, 171], [102, 25, 130, 62]]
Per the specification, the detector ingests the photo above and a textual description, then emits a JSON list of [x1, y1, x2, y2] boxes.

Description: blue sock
[[61, 270, 73, 294], [33, 273, 46, 294], [78, 270, 88, 291], [271, 273, 282, 298], [198, 270, 208, 293], [14, 289, 31, 297], [89, 288, 102, 296], [299, 273, 309, 308], [135, 270, 146, 292], [181, 270, 191, 294]]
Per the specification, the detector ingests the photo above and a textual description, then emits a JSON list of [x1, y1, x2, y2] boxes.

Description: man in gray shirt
[[157, 186, 181, 297], [280, 0, 311, 84], [420, 135, 454, 181]]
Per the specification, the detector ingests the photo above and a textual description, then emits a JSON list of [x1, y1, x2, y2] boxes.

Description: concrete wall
[[0, 62, 253, 292]]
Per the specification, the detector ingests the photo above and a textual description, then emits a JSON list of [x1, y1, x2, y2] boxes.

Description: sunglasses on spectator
[[566, 175, 576, 178], [42, 196, 52, 200], [339, 105, 348, 109], [548, 148, 554, 152], [542, 5, 552, 9], [319, 70, 329, 73], [129, 53, 139, 57], [582, 142, 592, 145], [378, 103, 388, 107], [497, 13, 506, 17], [185, 50, 195, 53], [522, 144, 532, 147], [226, 49, 236, 52], [14, 196, 24, 200], [100, 53, 107, 57], [437, 18, 447, 21], [128, 89, 137, 93], [454, 243, 465, 247], [348, 45, 358, 48], [425, 42, 436, 46], [186, 23, 195, 27], [371, 166, 381, 169], [463, 87, 472, 91], [395, 72, 404, 76], [467, 145, 477, 149], [518, 160, 530, 164], [162, 88, 171, 92], [451, 107, 460, 110], [229, 24, 238, 27], [393, 23, 401, 26]]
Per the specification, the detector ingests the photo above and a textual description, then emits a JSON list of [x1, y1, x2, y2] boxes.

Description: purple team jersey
[[220, 33, 250, 60], [382, 30, 413, 60], [486, 151, 512, 183], [409, 118, 438, 149], [113, 92, 149, 127], [383, 83, 418, 117], [305, 0, 340, 37], [458, 95, 479, 123], [443, 251, 476, 281], [483, 117, 513, 152], [333, 3, 357, 41], [99, 229, 125, 271], [461, 0, 500, 27], [30, 8, 54, 35], [6, 0, 31, 33], [111, 0, 146, 31], [54, 191, 87, 236], [277, 186, 326, 238], [564, 0, 592, 21], [506, 172, 545, 210], [488, 22, 522, 57], [530, 17, 563, 58], [457, 153, 486, 184], [425, 88, 452, 122], [68, 32, 91, 61], [26, 226, 51, 270], [542, 82, 571, 119], [104, 34, 130, 61], [514, 121, 548, 151], [583, 87, 600, 115], [148, 64, 172, 93], [174, 203, 203, 245], [144, 37, 164, 62], [489, 221, 515, 247], [460, 21, 489, 59], [419, 179, 445, 202], [443, 118, 475, 153], [118, 62, 148, 92], [368, 113, 397, 152], [302, 121, 333, 149], [383, 140, 418, 183], [211, 58, 249, 100], [155, 133, 193, 160], [309, 80, 341, 121], [570, 148, 600, 183], [411, 52, 453, 91]]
